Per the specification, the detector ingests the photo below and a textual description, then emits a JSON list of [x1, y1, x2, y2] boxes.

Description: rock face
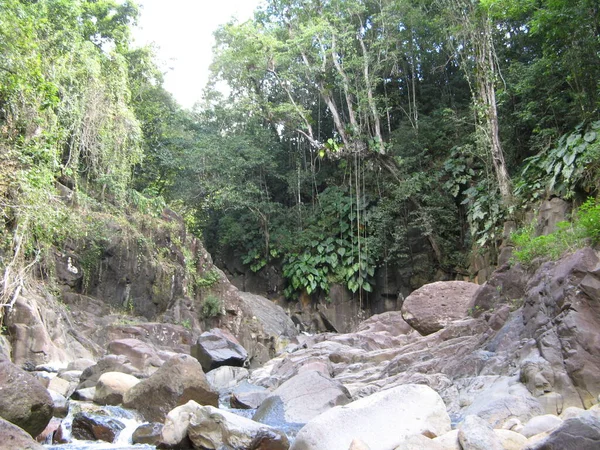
[[191, 328, 248, 372], [401, 281, 479, 335], [254, 370, 352, 429], [123, 354, 218, 422], [0, 358, 53, 437], [0, 417, 44, 450], [290, 384, 451, 450]]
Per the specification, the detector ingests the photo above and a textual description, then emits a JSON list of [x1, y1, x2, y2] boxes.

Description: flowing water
[[44, 401, 155, 450]]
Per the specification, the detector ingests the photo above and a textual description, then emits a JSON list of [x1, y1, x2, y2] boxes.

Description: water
[[44, 401, 154, 450]]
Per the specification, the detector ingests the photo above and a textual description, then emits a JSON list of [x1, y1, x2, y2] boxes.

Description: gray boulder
[[0, 359, 53, 437], [191, 328, 248, 372]]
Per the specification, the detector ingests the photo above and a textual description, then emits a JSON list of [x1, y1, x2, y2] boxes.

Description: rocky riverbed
[[1, 247, 600, 449]]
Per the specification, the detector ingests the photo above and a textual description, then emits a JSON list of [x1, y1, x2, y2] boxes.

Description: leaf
[[337, 247, 346, 256], [363, 282, 372, 292], [563, 152, 576, 166], [584, 131, 597, 143]]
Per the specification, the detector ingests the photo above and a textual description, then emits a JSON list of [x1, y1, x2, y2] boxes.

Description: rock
[[432, 430, 460, 450], [106, 338, 164, 374], [230, 382, 269, 409], [521, 414, 563, 438], [78, 354, 138, 389], [186, 403, 290, 450], [132, 422, 163, 446], [64, 358, 96, 372], [355, 311, 414, 335], [462, 378, 544, 428], [458, 415, 503, 450], [49, 390, 69, 418], [123, 354, 218, 422], [560, 406, 587, 420], [524, 412, 600, 450], [0, 359, 53, 437], [401, 281, 479, 335], [71, 412, 125, 443], [0, 417, 44, 450], [254, 370, 352, 429], [290, 384, 451, 450], [35, 417, 62, 444], [348, 438, 371, 450], [394, 434, 444, 450], [580, 273, 600, 302], [160, 401, 197, 448], [71, 387, 96, 401], [191, 328, 248, 372], [48, 376, 73, 398], [56, 370, 83, 383], [494, 429, 528, 450], [94, 371, 140, 405], [225, 290, 298, 368], [206, 365, 249, 391]]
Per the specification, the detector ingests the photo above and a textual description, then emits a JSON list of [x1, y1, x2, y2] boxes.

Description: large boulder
[[290, 384, 451, 450], [0, 359, 53, 437], [254, 370, 352, 429], [191, 328, 248, 372], [188, 404, 289, 450], [123, 354, 218, 422], [160, 401, 289, 450], [401, 281, 479, 335], [93, 371, 140, 405], [78, 354, 139, 389], [0, 417, 44, 450]]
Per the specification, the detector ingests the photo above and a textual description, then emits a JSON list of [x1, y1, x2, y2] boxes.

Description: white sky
[[133, 0, 264, 109]]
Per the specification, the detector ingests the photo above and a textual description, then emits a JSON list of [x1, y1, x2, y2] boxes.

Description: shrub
[[202, 295, 222, 318]]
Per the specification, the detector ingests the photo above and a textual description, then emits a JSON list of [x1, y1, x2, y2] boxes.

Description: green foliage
[[511, 198, 600, 266], [515, 122, 600, 200], [195, 270, 221, 289], [202, 295, 222, 318]]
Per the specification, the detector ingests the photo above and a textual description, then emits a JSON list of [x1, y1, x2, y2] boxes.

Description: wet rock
[[71, 412, 125, 442], [401, 281, 479, 335], [0, 417, 44, 450], [524, 412, 600, 450], [290, 384, 450, 450], [254, 370, 352, 429], [0, 359, 53, 437], [94, 371, 140, 405], [123, 354, 218, 422], [191, 328, 248, 372], [132, 422, 163, 446], [35, 417, 62, 444]]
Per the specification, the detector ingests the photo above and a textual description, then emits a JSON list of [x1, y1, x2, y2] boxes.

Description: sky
[[133, 0, 264, 109]]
